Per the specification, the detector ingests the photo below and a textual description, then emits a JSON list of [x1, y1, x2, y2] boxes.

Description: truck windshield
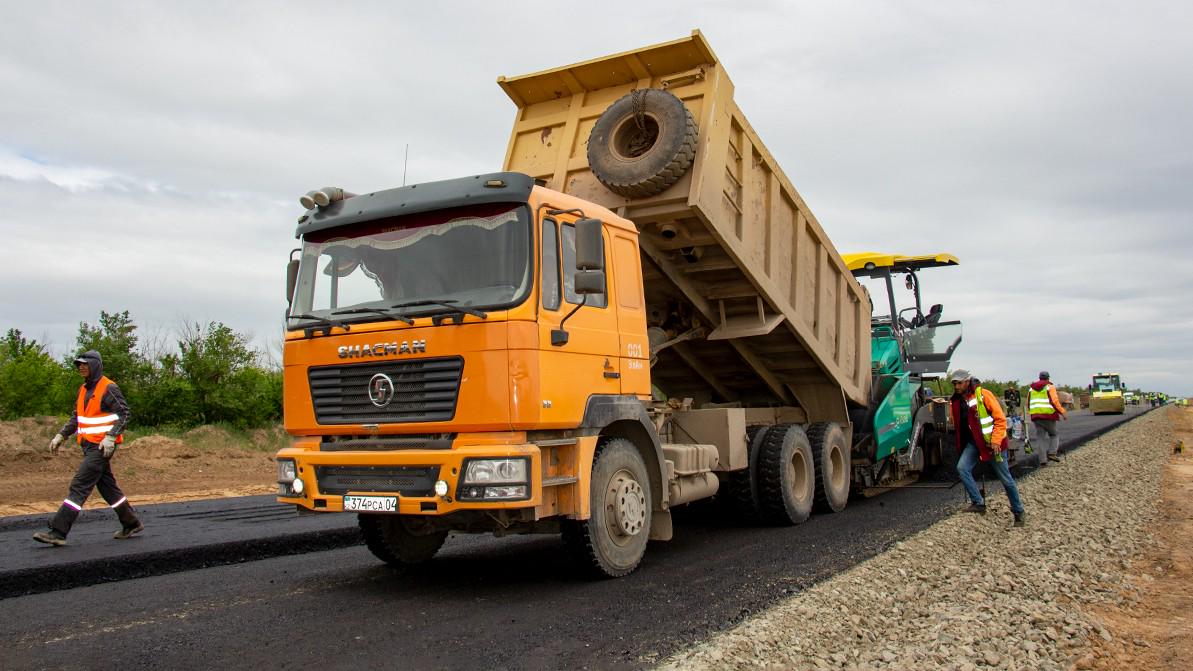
[[1092, 376, 1119, 392], [289, 203, 531, 325]]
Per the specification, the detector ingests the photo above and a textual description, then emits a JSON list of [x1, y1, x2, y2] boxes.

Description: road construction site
[[5, 29, 1189, 671], [0, 405, 1168, 670]]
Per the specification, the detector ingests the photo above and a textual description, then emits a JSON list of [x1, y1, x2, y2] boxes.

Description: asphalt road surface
[[0, 406, 1152, 671]]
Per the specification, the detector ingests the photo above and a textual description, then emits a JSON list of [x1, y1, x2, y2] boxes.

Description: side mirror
[[286, 259, 300, 304], [574, 269, 606, 296], [574, 218, 605, 271]]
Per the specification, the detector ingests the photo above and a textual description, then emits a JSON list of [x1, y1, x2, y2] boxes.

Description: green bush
[[0, 313, 282, 430], [0, 329, 74, 419]]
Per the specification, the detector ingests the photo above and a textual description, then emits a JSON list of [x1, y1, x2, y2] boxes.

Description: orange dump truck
[[277, 31, 870, 577]]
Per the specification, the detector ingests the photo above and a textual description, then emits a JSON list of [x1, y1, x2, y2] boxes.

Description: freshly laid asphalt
[[0, 406, 1154, 670]]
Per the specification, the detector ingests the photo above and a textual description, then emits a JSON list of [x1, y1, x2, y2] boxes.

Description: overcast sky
[[2, 1, 1191, 395]]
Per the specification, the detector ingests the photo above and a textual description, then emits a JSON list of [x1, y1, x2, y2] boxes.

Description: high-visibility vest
[[968, 386, 995, 446], [1029, 385, 1057, 417], [76, 376, 124, 445]]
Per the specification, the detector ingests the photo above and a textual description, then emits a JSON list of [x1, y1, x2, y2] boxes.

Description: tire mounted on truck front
[[359, 513, 448, 568], [562, 437, 652, 578], [586, 88, 698, 198], [755, 424, 816, 525]]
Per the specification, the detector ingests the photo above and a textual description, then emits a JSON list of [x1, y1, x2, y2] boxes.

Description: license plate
[[342, 495, 398, 512]]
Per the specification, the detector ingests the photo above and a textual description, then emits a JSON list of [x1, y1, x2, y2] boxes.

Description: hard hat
[[949, 369, 972, 383], [1039, 371, 1050, 380]]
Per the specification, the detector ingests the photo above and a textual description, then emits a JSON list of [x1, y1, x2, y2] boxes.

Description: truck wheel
[[721, 425, 768, 524], [755, 424, 816, 525], [562, 438, 652, 578], [358, 513, 447, 567], [807, 422, 850, 513], [587, 88, 698, 198]]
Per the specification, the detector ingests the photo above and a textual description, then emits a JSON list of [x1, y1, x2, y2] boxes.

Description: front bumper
[[276, 440, 542, 515]]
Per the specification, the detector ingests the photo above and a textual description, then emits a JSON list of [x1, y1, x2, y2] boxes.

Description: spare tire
[[587, 88, 697, 198]]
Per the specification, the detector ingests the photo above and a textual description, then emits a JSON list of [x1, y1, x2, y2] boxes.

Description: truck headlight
[[462, 458, 528, 485], [277, 459, 303, 496], [277, 459, 297, 482], [459, 458, 530, 501]]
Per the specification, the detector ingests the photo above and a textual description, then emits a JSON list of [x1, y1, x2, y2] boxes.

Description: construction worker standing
[[33, 350, 143, 546], [1028, 371, 1067, 464], [949, 369, 1026, 527]]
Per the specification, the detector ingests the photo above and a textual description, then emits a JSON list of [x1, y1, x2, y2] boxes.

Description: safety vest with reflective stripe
[[969, 386, 995, 445], [76, 376, 124, 445], [1029, 384, 1058, 418]]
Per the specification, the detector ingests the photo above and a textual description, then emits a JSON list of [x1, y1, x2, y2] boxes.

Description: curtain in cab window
[[541, 219, 560, 310]]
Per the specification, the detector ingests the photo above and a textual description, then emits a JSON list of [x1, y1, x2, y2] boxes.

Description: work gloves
[[100, 434, 118, 458], [49, 434, 64, 455]]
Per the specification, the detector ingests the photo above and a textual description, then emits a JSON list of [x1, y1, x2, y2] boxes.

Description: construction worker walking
[[1028, 371, 1068, 464], [949, 369, 1026, 527], [33, 350, 143, 546]]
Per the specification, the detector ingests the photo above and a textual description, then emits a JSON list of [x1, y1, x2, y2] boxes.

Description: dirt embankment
[[0, 417, 281, 516], [1085, 408, 1193, 670]]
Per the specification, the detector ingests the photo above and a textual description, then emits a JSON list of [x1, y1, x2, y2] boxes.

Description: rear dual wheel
[[756, 424, 816, 525], [807, 422, 850, 513], [721, 424, 768, 523]]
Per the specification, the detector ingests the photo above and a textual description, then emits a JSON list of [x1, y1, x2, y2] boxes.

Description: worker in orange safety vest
[[33, 350, 143, 546]]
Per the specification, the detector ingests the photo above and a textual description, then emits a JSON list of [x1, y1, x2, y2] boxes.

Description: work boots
[[963, 503, 987, 515], [112, 500, 142, 539], [1013, 512, 1026, 528], [114, 522, 144, 540], [33, 529, 67, 546]]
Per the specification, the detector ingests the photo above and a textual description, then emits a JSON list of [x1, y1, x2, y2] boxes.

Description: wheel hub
[[608, 473, 646, 537]]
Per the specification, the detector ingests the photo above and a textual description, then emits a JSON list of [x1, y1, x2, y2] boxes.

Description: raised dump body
[[499, 30, 870, 423]]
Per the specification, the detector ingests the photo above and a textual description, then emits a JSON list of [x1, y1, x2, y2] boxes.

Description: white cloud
[[1, 1, 1191, 394]]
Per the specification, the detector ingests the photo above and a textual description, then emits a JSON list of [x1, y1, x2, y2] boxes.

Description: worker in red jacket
[[1028, 371, 1068, 464], [949, 369, 1025, 527]]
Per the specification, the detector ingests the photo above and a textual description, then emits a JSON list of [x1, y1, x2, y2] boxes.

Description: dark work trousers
[[50, 444, 139, 535]]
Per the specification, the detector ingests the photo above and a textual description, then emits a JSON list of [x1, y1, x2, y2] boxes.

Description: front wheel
[[562, 438, 652, 578], [359, 514, 448, 568]]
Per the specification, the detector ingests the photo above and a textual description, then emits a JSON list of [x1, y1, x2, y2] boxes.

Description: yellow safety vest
[[1028, 385, 1057, 418], [968, 386, 994, 446]]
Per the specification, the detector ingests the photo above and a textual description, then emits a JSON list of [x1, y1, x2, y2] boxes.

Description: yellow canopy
[[842, 252, 959, 274]]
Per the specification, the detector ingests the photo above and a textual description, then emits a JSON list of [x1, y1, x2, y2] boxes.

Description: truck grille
[[308, 357, 463, 425], [315, 465, 439, 496]]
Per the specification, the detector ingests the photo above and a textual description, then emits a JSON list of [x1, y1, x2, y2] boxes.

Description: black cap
[[1039, 371, 1050, 380]]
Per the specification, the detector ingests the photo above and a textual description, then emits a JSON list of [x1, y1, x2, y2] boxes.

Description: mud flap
[[649, 509, 673, 540]]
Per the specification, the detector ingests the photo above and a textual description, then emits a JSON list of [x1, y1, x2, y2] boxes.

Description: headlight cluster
[[276, 458, 304, 497], [458, 458, 530, 501]]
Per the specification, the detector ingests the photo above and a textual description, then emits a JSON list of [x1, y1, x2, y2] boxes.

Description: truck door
[[538, 217, 622, 422]]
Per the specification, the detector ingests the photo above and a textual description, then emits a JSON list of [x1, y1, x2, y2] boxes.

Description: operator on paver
[[1028, 371, 1067, 465], [33, 350, 143, 546], [949, 369, 1026, 527]]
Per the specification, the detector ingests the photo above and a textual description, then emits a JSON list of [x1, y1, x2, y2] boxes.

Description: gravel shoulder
[[659, 409, 1178, 670]]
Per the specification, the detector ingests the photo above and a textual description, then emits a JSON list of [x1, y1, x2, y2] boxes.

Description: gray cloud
[[2, 1, 1190, 395]]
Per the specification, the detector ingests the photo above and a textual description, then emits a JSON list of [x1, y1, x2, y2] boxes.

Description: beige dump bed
[[499, 31, 871, 419]]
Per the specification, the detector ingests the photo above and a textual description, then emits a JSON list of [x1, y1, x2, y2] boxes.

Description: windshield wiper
[[331, 307, 415, 325], [287, 313, 351, 337], [390, 299, 488, 320]]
